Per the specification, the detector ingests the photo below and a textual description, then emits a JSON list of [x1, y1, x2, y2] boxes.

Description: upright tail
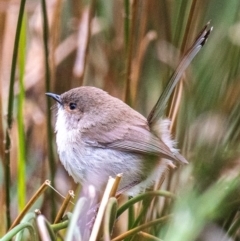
[[148, 23, 213, 127]]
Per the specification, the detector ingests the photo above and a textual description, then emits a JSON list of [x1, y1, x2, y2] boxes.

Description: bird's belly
[[56, 131, 166, 195], [57, 141, 156, 191]]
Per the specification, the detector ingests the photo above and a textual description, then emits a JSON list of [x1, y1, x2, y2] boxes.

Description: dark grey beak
[[46, 93, 62, 105]]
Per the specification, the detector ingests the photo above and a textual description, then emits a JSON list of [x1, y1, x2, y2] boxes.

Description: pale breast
[[55, 107, 88, 183]]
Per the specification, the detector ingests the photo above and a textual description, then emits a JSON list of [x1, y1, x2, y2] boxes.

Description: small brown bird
[[46, 24, 212, 195]]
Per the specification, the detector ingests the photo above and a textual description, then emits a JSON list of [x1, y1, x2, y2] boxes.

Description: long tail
[[148, 23, 213, 127]]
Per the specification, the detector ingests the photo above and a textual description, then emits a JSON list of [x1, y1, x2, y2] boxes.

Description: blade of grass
[[40, 0, 56, 220], [117, 190, 176, 218], [124, 0, 137, 105], [127, 198, 135, 239], [137, 231, 163, 241], [54, 190, 74, 224], [4, 0, 27, 229], [112, 215, 172, 241], [1, 223, 37, 241], [51, 218, 69, 232], [74, 0, 96, 86], [17, 12, 27, 212], [103, 197, 118, 241], [124, 0, 130, 54], [15, 212, 37, 241], [10, 180, 50, 230], [165, 178, 239, 241]]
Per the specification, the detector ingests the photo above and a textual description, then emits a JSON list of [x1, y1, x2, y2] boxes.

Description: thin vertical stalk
[[0, 12, 6, 237], [124, 0, 130, 53], [41, 0, 56, 219], [172, 0, 188, 47], [125, 0, 137, 105], [0, 0, 6, 179], [128, 199, 135, 234], [131, 1, 150, 107], [4, 0, 27, 229], [17, 13, 27, 212], [180, 0, 198, 53], [74, 0, 96, 86]]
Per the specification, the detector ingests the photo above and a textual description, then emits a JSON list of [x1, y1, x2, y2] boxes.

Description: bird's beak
[[46, 92, 62, 105]]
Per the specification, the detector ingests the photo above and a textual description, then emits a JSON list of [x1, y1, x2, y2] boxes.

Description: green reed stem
[[4, 0, 27, 229], [41, 0, 56, 220], [17, 13, 27, 212], [124, 0, 130, 52]]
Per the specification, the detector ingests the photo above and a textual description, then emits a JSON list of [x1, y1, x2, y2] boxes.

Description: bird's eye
[[69, 102, 77, 110]]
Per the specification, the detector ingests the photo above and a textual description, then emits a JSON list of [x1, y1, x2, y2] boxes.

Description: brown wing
[[81, 120, 185, 163]]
